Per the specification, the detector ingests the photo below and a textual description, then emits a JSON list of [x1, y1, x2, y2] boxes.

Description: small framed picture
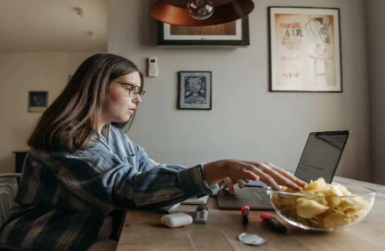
[[29, 91, 48, 112], [268, 7, 342, 92], [158, 17, 250, 46], [178, 71, 212, 110]]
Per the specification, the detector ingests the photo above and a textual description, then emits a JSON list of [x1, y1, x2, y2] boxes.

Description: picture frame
[[158, 17, 250, 46], [178, 71, 212, 110], [268, 7, 342, 92], [28, 91, 48, 112]]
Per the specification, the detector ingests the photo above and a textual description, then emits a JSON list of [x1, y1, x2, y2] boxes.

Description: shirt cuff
[[177, 164, 219, 197]]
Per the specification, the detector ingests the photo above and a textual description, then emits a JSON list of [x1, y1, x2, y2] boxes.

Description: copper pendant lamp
[[150, 0, 255, 26]]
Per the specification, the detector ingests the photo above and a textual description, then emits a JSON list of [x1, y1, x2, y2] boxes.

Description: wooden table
[[117, 177, 385, 251]]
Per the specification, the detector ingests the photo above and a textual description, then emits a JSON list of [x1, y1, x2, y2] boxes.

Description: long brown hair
[[28, 53, 143, 151]]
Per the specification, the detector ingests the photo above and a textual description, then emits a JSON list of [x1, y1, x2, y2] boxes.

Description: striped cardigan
[[0, 125, 218, 250]]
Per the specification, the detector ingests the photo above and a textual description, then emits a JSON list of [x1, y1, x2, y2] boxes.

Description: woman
[[0, 54, 305, 251]]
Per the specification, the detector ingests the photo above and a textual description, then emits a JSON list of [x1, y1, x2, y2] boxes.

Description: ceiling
[[0, 0, 108, 52]]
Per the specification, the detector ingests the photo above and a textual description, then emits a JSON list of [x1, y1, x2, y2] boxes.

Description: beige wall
[[0, 0, 373, 183], [108, 0, 371, 181], [0, 52, 99, 173]]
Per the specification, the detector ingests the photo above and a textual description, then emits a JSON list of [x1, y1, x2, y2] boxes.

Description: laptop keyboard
[[216, 187, 274, 210], [250, 189, 271, 205]]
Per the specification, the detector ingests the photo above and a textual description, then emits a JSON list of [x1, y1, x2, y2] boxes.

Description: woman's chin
[[123, 115, 131, 122], [113, 115, 131, 123]]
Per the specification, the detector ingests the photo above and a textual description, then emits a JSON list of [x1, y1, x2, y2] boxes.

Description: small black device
[[260, 213, 287, 234], [241, 206, 250, 224]]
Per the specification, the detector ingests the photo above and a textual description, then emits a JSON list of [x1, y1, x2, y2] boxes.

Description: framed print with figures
[[268, 7, 342, 92], [178, 71, 212, 110], [158, 17, 249, 46]]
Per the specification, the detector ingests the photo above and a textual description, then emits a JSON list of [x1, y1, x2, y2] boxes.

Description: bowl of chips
[[267, 178, 375, 231]]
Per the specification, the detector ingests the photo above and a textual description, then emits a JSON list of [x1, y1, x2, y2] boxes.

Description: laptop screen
[[294, 131, 349, 183]]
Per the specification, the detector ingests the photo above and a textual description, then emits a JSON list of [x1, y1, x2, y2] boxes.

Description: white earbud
[[161, 213, 193, 228]]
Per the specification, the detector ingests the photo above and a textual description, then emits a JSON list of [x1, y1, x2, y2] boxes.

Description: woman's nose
[[134, 94, 142, 103]]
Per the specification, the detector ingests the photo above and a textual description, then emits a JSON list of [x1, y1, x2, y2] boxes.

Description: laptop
[[217, 130, 350, 210]]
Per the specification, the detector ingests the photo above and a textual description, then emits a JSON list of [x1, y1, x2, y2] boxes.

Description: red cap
[[260, 213, 274, 223], [241, 205, 250, 214]]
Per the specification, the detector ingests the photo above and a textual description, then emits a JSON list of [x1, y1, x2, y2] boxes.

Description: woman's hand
[[204, 159, 306, 191], [217, 178, 246, 195]]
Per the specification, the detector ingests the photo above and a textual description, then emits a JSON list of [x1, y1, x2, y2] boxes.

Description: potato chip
[[271, 177, 369, 229], [303, 177, 327, 193], [323, 212, 350, 228], [296, 199, 329, 219], [326, 196, 341, 208]]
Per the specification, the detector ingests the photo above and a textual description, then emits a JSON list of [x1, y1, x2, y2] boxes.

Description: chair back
[[0, 174, 21, 227]]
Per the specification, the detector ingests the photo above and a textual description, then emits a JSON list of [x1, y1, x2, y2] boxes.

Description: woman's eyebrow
[[115, 81, 141, 88]]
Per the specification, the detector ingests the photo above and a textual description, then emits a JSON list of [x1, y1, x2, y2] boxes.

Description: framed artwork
[[158, 17, 249, 46], [29, 91, 48, 112], [178, 71, 212, 110], [268, 7, 342, 92]]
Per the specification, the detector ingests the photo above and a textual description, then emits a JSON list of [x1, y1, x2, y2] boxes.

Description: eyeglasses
[[113, 81, 146, 97]]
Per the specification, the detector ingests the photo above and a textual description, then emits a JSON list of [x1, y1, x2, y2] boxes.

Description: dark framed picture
[[268, 7, 342, 92], [178, 71, 212, 110], [29, 91, 48, 112], [158, 17, 249, 46]]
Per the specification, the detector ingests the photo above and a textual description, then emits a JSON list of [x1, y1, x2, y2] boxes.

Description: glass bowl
[[267, 185, 376, 231]]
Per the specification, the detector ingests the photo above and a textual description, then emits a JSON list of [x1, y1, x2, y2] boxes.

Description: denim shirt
[[0, 125, 219, 251]]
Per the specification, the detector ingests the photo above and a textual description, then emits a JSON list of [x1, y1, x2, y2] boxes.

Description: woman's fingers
[[240, 161, 298, 191], [223, 177, 235, 195], [217, 159, 306, 192], [238, 165, 260, 181], [219, 180, 226, 190], [243, 164, 281, 191], [267, 163, 307, 187], [249, 162, 304, 191], [258, 163, 302, 191], [211, 181, 225, 197], [227, 161, 279, 190], [219, 178, 244, 195]]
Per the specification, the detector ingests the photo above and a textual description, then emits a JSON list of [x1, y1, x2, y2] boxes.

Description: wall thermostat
[[148, 57, 158, 77]]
